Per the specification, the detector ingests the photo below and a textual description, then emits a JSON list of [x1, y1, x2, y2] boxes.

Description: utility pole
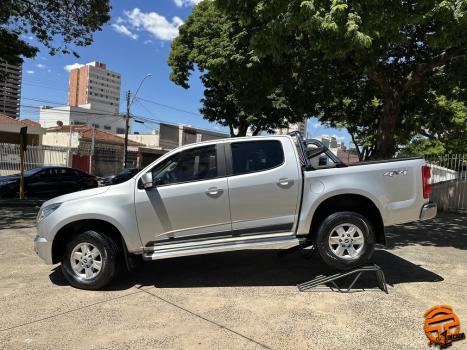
[[123, 73, 152, 169], [19, 127, 27, 200], [90, 125, 96, 174], [123, 89, 131, 169]]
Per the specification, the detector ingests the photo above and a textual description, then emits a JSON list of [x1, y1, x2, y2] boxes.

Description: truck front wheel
[[61, 230, 121, 290], [315, 211, 375, 270]]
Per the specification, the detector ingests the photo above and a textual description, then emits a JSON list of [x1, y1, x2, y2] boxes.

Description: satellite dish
[[57, 120, 63, 127]]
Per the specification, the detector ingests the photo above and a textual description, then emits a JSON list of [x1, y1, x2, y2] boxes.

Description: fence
[[426, 154, 466, 212], [0, 143, 138, 177], [0, 143, 69, 176]]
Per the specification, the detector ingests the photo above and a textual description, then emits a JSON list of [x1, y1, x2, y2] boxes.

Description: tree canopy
[[215, 0, 467, 157], [0, 0, 111, 66], [168, 1, 307, 136]]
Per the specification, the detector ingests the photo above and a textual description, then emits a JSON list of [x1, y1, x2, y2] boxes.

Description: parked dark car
[[0, 166, 98, 199], [101, 168, 140, 186]]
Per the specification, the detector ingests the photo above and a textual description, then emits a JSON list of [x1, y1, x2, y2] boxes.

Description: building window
[[116, 128, 125, 134], [92, 123, 100, 129], [104, 125, 111, 131]]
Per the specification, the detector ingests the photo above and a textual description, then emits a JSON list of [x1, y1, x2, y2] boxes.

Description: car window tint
[[231, 141, 284, 175], [151, 145, 217, 185], [41, 169, 53, 178]]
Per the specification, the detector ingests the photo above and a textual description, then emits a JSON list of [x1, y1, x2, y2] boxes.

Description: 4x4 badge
[[383, 169, 408, 177]]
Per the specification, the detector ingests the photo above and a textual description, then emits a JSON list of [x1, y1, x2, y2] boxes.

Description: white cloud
[[111, 23, 138, 40], [26, 70, 34, 74], [143, 39, 153, 45], [124, 8, 183, 41], [312, 122, 322, 129], [173, 0, 202, 7], [64, 63, 83, 72], [36, 63, 46, 69]]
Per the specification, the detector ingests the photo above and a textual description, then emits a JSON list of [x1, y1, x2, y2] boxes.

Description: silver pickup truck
[[34, 132, 436, 289]]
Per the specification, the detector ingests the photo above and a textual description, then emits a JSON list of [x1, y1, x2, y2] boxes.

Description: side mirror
[[140, 172, 154, 189]]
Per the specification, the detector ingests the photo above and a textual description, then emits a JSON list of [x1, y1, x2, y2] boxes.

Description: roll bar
[[288, 131, 347, 170]]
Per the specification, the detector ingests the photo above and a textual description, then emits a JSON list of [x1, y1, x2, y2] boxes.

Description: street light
[[123, 73, 152, 168]]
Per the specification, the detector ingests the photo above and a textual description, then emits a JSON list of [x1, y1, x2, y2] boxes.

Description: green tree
[[0, 0, 111, 66], [168, 0, 306, 136], [217, 0, 467, 158]]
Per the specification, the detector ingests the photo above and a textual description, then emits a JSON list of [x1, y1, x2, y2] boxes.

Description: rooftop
[[46, 125, 143, 147], [0, 114, 42, 128]]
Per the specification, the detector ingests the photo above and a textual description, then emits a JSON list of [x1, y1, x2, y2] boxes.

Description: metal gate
[[72, 154, 90, 174], [427, 155, 466, 212]]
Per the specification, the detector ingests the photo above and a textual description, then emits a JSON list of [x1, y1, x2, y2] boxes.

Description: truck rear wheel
[[61, 230, 121, 290], [315, 211, 375, 270]]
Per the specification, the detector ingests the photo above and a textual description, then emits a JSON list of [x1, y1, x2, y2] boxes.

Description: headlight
[[37, 203, 62, 223]]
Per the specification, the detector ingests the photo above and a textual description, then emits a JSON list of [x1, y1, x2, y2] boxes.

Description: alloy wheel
[[328, 223, 365, 260], [70, 242, 103, 280]]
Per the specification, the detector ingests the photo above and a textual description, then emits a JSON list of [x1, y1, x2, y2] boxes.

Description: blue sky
[[19, 0, 350, 144]]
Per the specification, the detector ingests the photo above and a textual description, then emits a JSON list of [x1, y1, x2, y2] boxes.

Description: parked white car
[[34, 132, 436, 289]]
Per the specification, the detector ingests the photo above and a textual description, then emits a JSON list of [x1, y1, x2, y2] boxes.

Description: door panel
[[227, 139, 301, 235], [135, 178, 231, 245], [134, 144, 231, 246]]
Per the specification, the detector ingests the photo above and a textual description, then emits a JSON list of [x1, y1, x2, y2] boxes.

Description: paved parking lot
[[0, 207, 466, 349]]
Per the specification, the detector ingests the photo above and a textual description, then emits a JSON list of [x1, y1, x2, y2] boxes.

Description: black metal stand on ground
[[297, 264, 388, 294]]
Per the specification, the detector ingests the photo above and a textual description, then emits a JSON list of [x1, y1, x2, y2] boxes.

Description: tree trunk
[[374, 89, 400, 159], [232, 117, 249, 137]]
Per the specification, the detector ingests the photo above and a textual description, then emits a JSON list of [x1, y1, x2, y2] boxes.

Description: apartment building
[[68, 61, 121, 113], [40, 61, 126, 134], [0, 61, 22, 118]]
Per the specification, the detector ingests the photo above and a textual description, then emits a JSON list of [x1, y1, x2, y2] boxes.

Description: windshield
[[23, 168, 44, 176]]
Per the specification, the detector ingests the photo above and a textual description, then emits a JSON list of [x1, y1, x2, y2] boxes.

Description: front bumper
[[34, 234, 53, 265], [420, 202, 437, 221]]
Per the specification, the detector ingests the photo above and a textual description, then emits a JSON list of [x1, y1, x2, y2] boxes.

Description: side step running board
[[143, 234, 302, 261]]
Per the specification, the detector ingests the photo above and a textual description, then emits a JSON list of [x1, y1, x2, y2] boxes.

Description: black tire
[[315, 211, 375, 270], [61, 230, 121, 290]]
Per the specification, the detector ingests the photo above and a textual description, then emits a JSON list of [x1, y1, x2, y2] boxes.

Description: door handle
[[205, 187, 223, 197], [277, 178, 293, 187]]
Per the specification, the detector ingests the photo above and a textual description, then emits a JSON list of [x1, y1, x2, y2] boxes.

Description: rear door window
[[230, 140, 284, 175]]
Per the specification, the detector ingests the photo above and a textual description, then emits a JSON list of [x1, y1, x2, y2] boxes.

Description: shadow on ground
[[46, 213, 467, 290], [385, 212, 467, 250], [49, 249, 443, 291], [49, 213, 464, 291], [0, 206, 39, 230]]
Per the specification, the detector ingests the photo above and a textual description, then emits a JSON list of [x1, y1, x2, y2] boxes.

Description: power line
[[18, 95, 225, 133], [136, 96, 202, 117], [19, 104, 220, 132]]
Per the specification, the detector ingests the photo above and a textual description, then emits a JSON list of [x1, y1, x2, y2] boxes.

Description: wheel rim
[[70, 242, 103, 280], [328, 223, 365, 261]]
